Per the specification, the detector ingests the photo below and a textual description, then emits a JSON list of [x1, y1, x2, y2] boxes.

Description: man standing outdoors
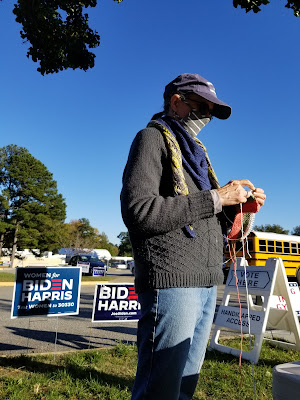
[[121, 73, 266, 400]]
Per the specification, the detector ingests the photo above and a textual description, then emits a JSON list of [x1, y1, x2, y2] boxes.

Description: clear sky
[[0, 0, 299, 244]]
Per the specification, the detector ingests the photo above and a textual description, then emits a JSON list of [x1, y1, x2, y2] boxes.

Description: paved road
[[0, 268, 138, 356], [0, 268, 295, 356]]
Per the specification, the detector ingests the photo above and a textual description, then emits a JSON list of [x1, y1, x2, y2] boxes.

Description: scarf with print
[[147, 116, 220, 237]]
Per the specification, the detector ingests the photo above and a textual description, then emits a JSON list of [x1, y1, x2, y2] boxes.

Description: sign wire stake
[[88, 325, 92, 349], [54, 316, 59, 361], [26, 318, 31, 355]]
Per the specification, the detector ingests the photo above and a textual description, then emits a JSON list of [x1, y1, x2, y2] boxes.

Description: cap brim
[[198, 92, 232, 120]]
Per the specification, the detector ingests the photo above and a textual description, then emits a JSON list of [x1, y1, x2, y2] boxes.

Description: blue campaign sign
[[92, 283, 141, 322], [93, 267, 106, 277], [11, 267, 81, 319]]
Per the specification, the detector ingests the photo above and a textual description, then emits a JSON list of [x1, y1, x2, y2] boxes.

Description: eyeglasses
[[181, 96, 213, 118]]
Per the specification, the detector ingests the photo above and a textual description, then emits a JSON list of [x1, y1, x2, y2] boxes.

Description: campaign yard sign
[[92, 283, 141, 322], [77, 261, 90, 274], [270, 282, 300, 316], [92, 267, 106, 277], [11, 267, 81, 318]]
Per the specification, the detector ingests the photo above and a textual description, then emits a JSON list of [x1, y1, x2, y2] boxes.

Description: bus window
[[259, 240, 266, 252], [267, 240, 275, 253], [283, 242, 290, 254], [276, 241, 282, 253], [298, 243, 300, 254], [291, 242, 297, 254]]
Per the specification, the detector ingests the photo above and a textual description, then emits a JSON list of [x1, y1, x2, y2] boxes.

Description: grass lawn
[[0, 272, 15, 282], [0, 339, 299, 399]]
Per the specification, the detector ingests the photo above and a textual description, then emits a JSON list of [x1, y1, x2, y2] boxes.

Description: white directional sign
[[210, 257, 300, 364], [227, 269, 272, 290]]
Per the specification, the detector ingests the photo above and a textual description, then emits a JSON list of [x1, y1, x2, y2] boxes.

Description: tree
[[253, 224, 289, 234], [60, 218, 119, 256], [291, 225, 300, 236], [97, 232, 119, 256], [0, 190, 13, 256], [7, 0, 299, 75], [233, 0, 300, 16], [117, 231, 132, 256], [0, 145, 66, 264], [61, 218, 98, 250], [11, 0, 121, 75]]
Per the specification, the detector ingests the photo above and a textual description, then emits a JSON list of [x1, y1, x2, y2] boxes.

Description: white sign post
[[209, 257, 300, 364]]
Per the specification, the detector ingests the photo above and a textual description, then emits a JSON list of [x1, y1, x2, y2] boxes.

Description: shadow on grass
[[0, 352, 135, 392]]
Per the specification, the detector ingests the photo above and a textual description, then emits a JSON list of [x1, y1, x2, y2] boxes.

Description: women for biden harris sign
[[11, 267, 81, 318]]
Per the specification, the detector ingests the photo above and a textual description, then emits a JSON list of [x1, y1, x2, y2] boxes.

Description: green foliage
[[12, 0, 123, 75], [0, 144, 66, 254], [5, 0, 299, 75], [254, 224, 289, 234], [233, 0, 300, 16], [233, 0, 270, 14], [13, 0, 100, 75], [291, 225, 300, 236], [111, 341, 136, 357], [60, 218, 119, 255], [98, 231, 119, 256], [117, 231, 132, 257], [81, 274, 111, 281], [0, 272, 15, 282], [0, 341, 300, 400]]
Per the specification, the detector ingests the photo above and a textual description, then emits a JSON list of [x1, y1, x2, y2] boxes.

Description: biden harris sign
[[92, 283, 141, 322], [11, 267, 81, 318]]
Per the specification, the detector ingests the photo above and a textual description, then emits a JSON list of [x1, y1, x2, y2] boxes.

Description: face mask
[[180, 110, 211, 138]]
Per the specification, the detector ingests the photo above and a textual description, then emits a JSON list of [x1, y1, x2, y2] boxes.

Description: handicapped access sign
[[11, 267, 81, 318]]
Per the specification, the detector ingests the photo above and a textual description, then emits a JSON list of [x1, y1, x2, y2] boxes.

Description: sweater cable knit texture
[[121, 126, 226, 293]]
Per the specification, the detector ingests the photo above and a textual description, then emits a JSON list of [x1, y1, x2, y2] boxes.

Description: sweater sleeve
[[120, 127, 215, 236]]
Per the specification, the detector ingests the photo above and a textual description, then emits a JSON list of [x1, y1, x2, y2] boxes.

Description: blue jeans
[[131, 286, 217, 400]]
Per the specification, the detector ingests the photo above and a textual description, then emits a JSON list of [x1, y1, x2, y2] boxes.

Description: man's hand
[[216, 179, 266, 207]]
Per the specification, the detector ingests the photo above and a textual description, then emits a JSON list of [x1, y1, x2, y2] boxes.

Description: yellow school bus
[[224, 231, 300, 283]]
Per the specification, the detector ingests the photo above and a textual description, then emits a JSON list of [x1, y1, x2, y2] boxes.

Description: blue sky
[[0, 0, 299, 244]]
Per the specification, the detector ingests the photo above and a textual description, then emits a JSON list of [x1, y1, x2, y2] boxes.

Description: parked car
[[68, 254, 106, 276], [115, 261, 128, 270], [110, 261, 128, 270], [128, 260, 135, 275]]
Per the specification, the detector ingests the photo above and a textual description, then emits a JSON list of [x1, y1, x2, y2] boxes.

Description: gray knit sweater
[[121, 126, 226, 293]]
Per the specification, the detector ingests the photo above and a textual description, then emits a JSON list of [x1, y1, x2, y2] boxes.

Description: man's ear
[[170, 94, 181, 112]]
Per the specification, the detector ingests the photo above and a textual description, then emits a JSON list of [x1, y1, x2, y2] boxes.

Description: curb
[[0, 282, 14, 287]]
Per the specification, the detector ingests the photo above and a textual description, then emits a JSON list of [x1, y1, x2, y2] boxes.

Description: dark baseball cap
[[164, 73, 231, 119]]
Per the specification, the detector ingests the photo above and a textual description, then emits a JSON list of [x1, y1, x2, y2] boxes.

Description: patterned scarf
[[147, 116, 258, 241], [147, 116, 220, 237]]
